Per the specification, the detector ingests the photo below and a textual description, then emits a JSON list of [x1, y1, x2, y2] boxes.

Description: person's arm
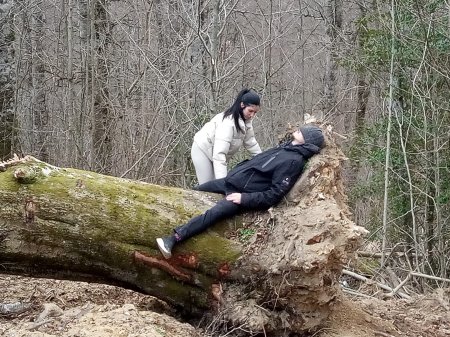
[[239, 159, 304, 209], [243, 124, 261, 156], [211, 118, 234, 179]]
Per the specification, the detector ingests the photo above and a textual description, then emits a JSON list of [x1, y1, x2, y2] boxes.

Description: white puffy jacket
[[193, 112, 262, 179]]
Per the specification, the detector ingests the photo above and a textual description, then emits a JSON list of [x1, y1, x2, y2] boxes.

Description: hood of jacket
[[281, 141, 321, 159]]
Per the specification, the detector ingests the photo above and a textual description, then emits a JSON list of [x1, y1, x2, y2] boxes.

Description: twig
[[410, 271, 450, 283], [27, 319, 53, 331], [254, 304, 270, 313], [357, 251, 422, 258], [385, 270, 450, 298], [331, 130, 347, 140], [374, 331, 395, 337], [342, 287, 379, 300], [388, 273, 411, 296], [342, 269, 411, 299]]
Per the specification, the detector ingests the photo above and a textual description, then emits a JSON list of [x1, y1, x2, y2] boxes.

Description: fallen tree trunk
[[0, 155, 240, 314], [0, 133, 367, 335]]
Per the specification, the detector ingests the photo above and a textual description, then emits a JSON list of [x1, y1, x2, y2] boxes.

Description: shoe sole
[[156, 238, 172, 259]]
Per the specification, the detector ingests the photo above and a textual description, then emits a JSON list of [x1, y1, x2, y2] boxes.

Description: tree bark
[[0, 134, 368, 334]]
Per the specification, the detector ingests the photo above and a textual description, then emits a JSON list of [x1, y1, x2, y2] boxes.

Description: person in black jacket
[[156, 125, 325, 259]]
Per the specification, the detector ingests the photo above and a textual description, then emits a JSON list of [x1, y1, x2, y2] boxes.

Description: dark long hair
[[223, 88, 260, 133]]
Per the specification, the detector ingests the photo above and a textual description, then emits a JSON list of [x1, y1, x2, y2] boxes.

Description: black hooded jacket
[[224, 142, 321, 210]]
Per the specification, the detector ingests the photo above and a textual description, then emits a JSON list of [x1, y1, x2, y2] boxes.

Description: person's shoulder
[[218, 113, 236, 126], [220, 112, 233, 120], [208, 112, 229, 126]]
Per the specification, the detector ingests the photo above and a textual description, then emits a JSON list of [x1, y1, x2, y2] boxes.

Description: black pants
[[174, 179, 242, 240], [193, 178, 229, 194]]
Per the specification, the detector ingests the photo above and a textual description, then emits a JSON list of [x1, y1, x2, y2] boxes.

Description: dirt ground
[[320, 289, 450, 337], [1, 275, 449, 337]]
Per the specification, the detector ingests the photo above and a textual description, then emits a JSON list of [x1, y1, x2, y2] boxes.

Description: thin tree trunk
[[0, 0, 14, 160], [31, 1, 49, 162], [322, 0, 342, 118], [352, 0, 371, 148], [434, 148, 444, 277], [381, 0, 396, 269], [346, 0, 371, 192], [66, 0, 76, 167], [264, 0, 274, 143], [91, 0, 113, 174], [298, 0, 305, 121], [78, 0, 91, 168], [208, 0, 220, 111]]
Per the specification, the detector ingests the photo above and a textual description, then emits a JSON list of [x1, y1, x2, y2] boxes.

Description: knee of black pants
[[196, 178, 229, 194], [174, 199, 240, 240]]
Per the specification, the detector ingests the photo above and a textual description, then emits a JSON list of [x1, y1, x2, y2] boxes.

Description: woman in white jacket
[[191, 89, 262, 184]]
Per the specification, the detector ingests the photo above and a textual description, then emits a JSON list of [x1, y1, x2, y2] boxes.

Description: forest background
[[0, 0, 449, 288]]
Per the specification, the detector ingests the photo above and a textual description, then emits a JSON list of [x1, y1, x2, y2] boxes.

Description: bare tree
[[0, 0, 14, 160], [31, 1, 49, 162], [321, 0, 342, 120], [90, 0, 113, 173]]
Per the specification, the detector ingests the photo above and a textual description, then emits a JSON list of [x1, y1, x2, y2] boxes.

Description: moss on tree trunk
[[0, 156, 241, 313]]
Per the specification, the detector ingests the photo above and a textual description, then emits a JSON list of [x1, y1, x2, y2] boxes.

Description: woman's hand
[[226, 193, 242, 204]]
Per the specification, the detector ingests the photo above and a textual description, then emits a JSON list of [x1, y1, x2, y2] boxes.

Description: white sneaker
[[156, 237, 173, 259]]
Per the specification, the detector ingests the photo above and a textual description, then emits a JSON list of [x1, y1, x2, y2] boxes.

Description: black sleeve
[[239, 159, 304, 209]]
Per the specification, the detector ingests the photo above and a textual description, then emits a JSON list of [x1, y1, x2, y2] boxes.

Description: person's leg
[[174, 199, 240, 240], [194, 178, 227, 194], [157, 199, 240, 258], [191, 142, 214, 185]]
